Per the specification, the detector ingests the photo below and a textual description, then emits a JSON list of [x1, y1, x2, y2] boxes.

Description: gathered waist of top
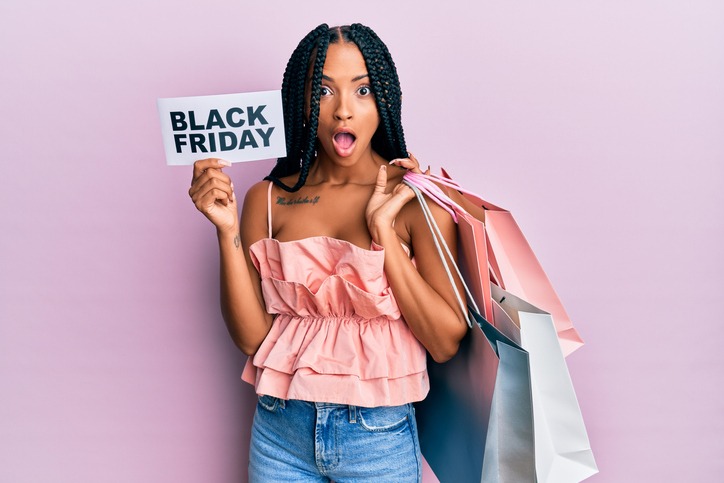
[[242, 311, 429, 407], [271, 313, 403, 324]]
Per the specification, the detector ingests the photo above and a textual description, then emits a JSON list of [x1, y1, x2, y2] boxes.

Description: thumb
[[374, 165, 388, 193]]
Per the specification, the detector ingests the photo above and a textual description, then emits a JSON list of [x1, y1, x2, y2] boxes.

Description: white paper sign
[[157, 90, 286, 166]]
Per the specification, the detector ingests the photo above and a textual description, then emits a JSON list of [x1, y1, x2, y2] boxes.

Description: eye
[[320, 86, 333, 96], [357, 85, 372, 96]]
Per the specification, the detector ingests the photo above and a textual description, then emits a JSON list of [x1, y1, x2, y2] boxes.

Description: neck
[[307, 149, 384, 185]]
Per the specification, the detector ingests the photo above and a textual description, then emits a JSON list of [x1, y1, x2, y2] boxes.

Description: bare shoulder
[[245, 179, 271, 201], [400, 189, 456, 244], [241, 180, 272, 243], [242, 180, 272, 215]]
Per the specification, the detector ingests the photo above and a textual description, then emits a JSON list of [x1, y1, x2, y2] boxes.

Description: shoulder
[[243, 180, 272, 212], [241, 180, 272, 240], [401, 188, 456, 246]]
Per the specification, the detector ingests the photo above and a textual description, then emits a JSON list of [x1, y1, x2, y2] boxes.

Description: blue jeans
[[249, 396, 422, 482]]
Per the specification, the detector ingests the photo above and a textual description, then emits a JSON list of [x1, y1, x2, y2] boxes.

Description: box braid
[[347, 23, 407, 163], [266, 24, 408, 192]]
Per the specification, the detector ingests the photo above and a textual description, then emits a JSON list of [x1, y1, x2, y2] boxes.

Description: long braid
[[266, 24, 329, 191], [266, 24, 407, 192], [288, 32, 329, 192], [348, 24, 407, 161]]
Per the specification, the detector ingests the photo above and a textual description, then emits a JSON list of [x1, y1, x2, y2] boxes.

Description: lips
[[332, 129, 357, 157]]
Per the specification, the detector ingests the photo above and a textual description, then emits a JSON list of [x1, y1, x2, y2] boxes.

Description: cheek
[[366, 108, 381, 132]]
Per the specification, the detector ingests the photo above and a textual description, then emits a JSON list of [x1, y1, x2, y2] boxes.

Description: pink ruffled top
[[241, 234, 429, 407]]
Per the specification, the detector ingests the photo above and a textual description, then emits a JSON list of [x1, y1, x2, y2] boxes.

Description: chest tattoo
[[276, 195, 320, 206]]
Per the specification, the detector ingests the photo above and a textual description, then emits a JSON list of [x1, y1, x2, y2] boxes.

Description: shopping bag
[[403, 170, 584, 357], [490, 284, 598, 482], [417, 308, 536, 483], [408, 183, 537, 483], [401, 170, 494, 321]]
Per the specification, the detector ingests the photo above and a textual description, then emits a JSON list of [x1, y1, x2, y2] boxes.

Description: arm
[[366, 165, 468, 363], [189, 159, 273, 355]]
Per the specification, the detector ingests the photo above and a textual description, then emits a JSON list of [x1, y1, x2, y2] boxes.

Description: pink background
[[2, 1, 723, 481]]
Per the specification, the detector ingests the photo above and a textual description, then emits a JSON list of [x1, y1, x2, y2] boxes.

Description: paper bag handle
[[405, 181, 483, 328]]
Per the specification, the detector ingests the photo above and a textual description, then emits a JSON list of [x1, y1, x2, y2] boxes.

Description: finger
[[382, 183, 415, 214], [389, 158, 415, 169], [189, 169, 233, 199], [195, 187, 232, 211], [374, 165, 388, 193], [192, 179, 233, 205], [192, 158, 231, 184], [406, 152, 423, 174], [191, 177, 234, 205], [389, 152, 422, 174], [393, 182, 416, 202]]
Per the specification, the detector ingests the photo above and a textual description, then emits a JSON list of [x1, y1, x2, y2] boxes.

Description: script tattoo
[[276, 195, 320, 206], [233, 233, 241, 249]]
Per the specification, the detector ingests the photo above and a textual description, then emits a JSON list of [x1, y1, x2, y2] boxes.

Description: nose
[[333, 92, 352, 121]]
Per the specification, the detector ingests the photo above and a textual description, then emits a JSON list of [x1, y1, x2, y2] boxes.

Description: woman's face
[[311, 41, 380, 165]]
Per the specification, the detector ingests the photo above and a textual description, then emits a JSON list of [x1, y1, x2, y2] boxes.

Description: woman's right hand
[[188, 158, 238, 234]]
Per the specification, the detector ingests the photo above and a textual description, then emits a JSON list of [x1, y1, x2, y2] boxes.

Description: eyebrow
[[310, 74, 369, 82]]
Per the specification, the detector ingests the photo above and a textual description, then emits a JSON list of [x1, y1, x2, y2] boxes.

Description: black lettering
[[173, 134, 187, 153], [188, 111, 205, 130], [206, 109, 225, 129], [255, 127, 274, 147], [208, 131, 217, 151], [226, 107, 245, 128], [247, 105, 268, 126], [219, 132, 237, 151], [189, 133, 208, 153], [238, 130, 258, 149], [170, 112, 187, 131]]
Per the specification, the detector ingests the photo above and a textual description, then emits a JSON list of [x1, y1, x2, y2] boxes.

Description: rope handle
[[405, 181, 483, 328], [404, 170, 487, 201]]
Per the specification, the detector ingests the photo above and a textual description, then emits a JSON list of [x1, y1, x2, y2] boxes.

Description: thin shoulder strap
[[267, 181, 273, 238]]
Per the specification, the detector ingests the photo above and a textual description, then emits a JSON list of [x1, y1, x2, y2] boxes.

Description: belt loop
[[349, 405, 357, 423]]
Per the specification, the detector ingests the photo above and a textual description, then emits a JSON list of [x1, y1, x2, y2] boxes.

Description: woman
[[189, 23, 467, 482]]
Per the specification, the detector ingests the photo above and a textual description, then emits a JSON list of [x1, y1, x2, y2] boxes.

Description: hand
[[188, 158, 238, 234], [365, 165, 416, 243]]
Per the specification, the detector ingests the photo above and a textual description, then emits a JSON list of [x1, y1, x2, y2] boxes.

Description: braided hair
[[265, 24, 408, 192]]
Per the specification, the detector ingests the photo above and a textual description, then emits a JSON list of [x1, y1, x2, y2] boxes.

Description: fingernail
[[231, 182, 235, 191], [388, 159, 397, 164], [382, 165, 387, 171], [218, 159, 231, 167]]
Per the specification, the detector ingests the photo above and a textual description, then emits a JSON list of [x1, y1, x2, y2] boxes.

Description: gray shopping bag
[[417, 309, 536, 482]]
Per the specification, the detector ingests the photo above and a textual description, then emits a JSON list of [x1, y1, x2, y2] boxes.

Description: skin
[[189, 41, 468, 362]]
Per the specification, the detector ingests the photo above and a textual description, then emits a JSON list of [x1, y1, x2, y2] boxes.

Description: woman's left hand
[[365, 153, 429, 243]]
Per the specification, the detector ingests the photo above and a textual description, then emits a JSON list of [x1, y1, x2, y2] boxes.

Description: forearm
[[217, 228, 272, 355], [376, 227, 467, 363]]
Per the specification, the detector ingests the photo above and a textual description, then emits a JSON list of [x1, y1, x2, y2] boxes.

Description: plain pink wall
[[2, 1, 723, 481]]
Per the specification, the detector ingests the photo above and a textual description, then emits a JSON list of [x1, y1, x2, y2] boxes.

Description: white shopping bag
[[490, 284, 598, 482]]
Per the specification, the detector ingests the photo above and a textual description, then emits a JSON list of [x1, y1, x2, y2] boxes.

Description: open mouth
[[333, 131, 356, 156]]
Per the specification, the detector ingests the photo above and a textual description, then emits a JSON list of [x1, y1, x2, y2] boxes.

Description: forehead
[[322, 42, 367, 80]]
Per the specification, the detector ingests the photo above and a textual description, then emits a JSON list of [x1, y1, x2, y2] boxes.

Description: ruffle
[[244, 235, 428, 407], [259, 277, 401, 319], [250, 237, 400, 318], [254, 314, 427, 379], [242, 365, 429, 407], [241, 313, 429, 406]]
